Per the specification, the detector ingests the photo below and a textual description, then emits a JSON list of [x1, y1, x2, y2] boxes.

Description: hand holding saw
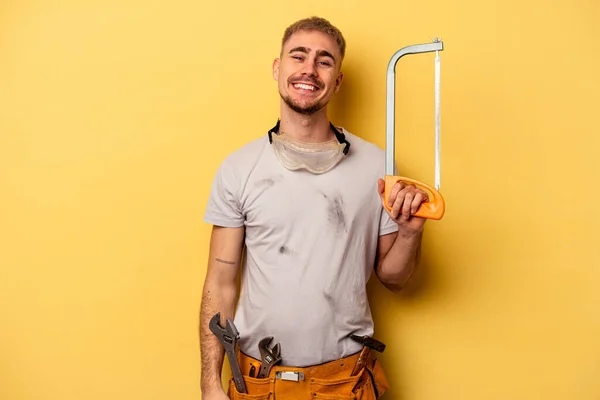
[[383, 39, 445, 220]]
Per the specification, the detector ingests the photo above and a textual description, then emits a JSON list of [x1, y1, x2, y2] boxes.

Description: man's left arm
[[374, 178, 428, 293]]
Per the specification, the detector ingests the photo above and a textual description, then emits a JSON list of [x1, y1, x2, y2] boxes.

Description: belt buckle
[[276, 371, 305, 382]]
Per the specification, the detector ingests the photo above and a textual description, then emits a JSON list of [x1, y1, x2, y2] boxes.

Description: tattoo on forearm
[[215, 258, 236, 265]]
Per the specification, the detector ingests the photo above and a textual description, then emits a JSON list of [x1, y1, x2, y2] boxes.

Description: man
[[200, 16, 428, 400]]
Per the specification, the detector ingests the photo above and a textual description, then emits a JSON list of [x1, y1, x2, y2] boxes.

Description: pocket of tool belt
[[359, 358, 390, 399], [227, 375, 272, 400], [310, 358, 390, 400], [309, 374, 360, 400]]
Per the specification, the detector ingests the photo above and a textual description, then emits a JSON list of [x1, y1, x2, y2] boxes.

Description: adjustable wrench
[[208, 312, 247, 394], [257, 336, 282, 378]]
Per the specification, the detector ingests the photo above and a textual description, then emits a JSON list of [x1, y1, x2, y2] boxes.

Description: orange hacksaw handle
[[383, 175, 445, 220]]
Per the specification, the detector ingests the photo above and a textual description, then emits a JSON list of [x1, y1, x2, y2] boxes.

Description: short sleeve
[[203, 161, 245, 228], [378, 205, 398, 236]]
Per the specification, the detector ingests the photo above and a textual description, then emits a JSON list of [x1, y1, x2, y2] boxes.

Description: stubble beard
[[280, 92, 326, 115]]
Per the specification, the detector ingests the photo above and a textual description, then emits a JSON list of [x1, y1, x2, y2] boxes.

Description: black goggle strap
[[267, 119, 350, 155]]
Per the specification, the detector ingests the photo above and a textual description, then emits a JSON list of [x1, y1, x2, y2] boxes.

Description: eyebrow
[[288, 47, 336, 63]]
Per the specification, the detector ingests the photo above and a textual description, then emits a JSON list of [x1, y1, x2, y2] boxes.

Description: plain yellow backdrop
[[1, 0, 599, 399]]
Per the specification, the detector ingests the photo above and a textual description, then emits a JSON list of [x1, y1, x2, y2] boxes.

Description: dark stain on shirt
[[323, 291, 334, 306], [279, 246, 288, 254], [327, 195, 347, 232], [254, 176, 282, 197], [256, 178, 276, 188]]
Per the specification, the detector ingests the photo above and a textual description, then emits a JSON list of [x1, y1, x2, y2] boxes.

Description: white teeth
[[294, 83, 316, 91]]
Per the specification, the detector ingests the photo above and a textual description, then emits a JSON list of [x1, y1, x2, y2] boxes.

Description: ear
[[334, 72, 344, 93], [272, 58, 280, 81]]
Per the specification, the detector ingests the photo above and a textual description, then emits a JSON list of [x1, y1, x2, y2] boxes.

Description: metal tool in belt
[[383, 38, 446, 220], [209, 313, 247, 393], [257, 336, 282, 378], [209, 313, 285, 392]]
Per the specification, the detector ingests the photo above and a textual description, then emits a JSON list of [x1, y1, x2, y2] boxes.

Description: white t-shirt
[[204, 128, 398, 367]]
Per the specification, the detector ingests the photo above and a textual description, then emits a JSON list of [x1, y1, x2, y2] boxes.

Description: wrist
[[201, 378, 224, 395], [396, 226, 424, 240]]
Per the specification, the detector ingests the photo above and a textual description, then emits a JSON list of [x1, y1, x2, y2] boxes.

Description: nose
[[301, 57, 317, 76]]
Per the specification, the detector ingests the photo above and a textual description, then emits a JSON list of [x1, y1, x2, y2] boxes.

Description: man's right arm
[[200, 225, 245, 399]]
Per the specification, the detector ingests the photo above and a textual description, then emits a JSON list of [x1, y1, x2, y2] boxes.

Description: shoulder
[[338, 128, 387, 166], [217, 135, 270, 173], [340, 129, 385, 155]]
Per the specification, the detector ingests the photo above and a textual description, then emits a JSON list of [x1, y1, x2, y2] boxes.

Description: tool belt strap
[[238, 350, 363, 379], [230, 349, 390, 399]]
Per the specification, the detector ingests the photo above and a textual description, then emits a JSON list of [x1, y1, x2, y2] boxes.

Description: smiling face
[[273, 30, 344, 116]]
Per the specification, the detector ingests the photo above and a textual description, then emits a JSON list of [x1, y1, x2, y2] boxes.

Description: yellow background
[[1, 0, 599, 399]]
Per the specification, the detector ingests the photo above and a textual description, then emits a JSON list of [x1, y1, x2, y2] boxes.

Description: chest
[[242, 167, 379, 234]]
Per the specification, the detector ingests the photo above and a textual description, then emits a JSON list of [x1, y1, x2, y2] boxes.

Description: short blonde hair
[[281, 16, 346, 61]]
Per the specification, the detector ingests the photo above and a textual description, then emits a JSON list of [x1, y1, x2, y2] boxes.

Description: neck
[[279, 102, 334, 143]]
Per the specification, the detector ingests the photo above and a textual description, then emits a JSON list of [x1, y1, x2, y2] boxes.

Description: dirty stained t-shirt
[[203, 128, 398, 367]]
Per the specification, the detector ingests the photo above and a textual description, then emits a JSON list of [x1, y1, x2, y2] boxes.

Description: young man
[[200, 16, 428, 400]]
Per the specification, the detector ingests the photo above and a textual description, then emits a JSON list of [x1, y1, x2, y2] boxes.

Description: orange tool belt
[[227, 348, 390, 400]]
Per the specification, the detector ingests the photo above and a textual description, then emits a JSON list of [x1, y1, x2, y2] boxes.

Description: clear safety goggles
[[271, 133, 346, 174], [267, 120, 351, 175]]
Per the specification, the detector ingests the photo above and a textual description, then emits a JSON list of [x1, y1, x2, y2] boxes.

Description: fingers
[[412, 190, 426, 214], [388, 181, 403, 208], [401, 190, 415, 221], [387, 181, 429, 220]]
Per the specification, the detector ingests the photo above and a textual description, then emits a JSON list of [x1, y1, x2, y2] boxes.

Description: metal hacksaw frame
[[383, 39, 446, 220]]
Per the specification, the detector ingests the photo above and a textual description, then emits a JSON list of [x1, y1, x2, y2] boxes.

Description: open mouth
[[292, 82, 319, 92]]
